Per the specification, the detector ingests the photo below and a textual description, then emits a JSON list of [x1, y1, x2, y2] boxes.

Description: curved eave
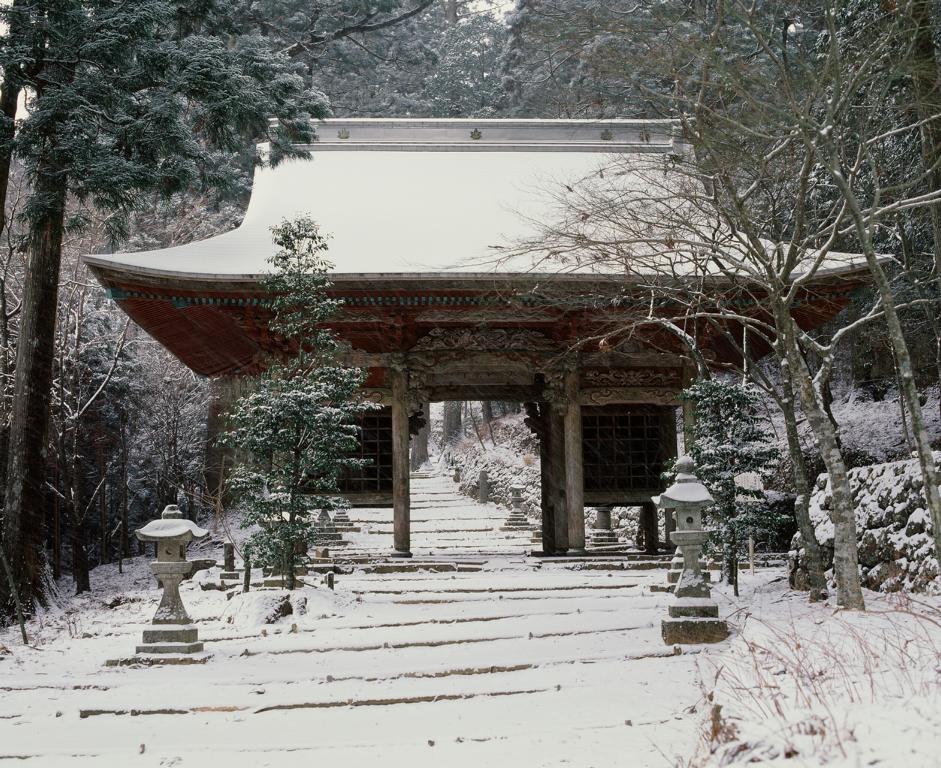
[[83, 254, 876, 293], [84, 256, 873, 379]]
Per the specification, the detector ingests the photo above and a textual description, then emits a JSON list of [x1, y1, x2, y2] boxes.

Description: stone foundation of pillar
[[590, 506, 618, 546]]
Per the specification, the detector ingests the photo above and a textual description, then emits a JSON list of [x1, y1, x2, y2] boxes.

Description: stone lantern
[[134, 504, 209, 655], [656, 456, 729, 645], [502, 485, 530, 530]]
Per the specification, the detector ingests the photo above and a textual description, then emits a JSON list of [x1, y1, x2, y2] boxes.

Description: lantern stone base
[[136, 624, 204, 655], [661, 616, 729, 645], [142, 625, 198, 644], [135, 641, 206, 655], [106, 653, 210, 667], [668, 597, 719, 618]]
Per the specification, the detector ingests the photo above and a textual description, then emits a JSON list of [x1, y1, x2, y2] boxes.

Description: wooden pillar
[[548, 408, 569, 553], [563, 371, 586, 554], [538, 412, 556, 553], [661, 406, 679, 547], [640, 501, 659, 555], [526, 400, 558, 555], [390, 367, 411, 558]]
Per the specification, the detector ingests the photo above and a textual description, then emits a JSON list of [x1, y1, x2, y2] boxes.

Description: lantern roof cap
[[136, 505, 209, 542], [659, 456, 714, 507]]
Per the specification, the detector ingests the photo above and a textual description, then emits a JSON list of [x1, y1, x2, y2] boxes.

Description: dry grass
[[692, 594, 941, 765]]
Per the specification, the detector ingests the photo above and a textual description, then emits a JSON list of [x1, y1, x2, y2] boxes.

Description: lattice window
[[582, 405, 674, 493], [337, 407, 393, 495]]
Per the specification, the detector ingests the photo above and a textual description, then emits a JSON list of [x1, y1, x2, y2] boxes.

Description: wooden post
[[661, 405, 679, 547], [390, 367, 411, 558], [537, 405, 556, 554], [641, 501, 659, 555], [563, 371, 585, 555], [664, 504, 676, 542], [549, 408, 569, 553], [527, 401, 557, 554]]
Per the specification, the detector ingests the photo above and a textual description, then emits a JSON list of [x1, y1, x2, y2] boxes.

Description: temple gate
[[85, 119, 867, 558]]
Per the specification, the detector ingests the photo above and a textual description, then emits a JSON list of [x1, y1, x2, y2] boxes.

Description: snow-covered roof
[[83, 118, 683, 281], [83, 118, 873, 285]]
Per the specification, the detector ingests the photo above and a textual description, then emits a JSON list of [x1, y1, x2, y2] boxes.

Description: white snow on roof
[[82, 118, 870, 283], [85, 150, 633, 279]]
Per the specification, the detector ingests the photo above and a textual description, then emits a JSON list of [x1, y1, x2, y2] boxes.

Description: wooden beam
[[425, 385, 542, 402]]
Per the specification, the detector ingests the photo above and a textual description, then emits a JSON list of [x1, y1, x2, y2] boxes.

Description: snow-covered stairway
[[0, 556, 707, 766], [340, 471, 534, 559]]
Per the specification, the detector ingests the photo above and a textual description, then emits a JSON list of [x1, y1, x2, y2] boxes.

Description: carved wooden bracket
[[361, 388, 392, 406], [581, 367, 683, 388], [411, 327, 557, 352], [579, 387, 680, 406]]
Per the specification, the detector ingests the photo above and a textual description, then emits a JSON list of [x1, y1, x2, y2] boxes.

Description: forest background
[[0, 0, 938, 608]]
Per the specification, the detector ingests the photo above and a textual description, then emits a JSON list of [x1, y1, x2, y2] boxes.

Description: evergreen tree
[[681, 379, 778, 593], [222, 217, 372, 590], [0, 0, 326, 616]]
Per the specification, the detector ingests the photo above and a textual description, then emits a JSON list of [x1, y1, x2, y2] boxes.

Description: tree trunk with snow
[[908, 0, 941, 422], [778, 309, 865, 610], [823, 149, 941, 575], [410, 402, 430, 470], [443, 400, 463, 445], [778, 347, 829, 601], [1, 174, 67, 613]]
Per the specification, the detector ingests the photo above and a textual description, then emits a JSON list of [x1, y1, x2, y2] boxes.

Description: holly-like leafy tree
[[681, 379, 778, 593], [223, 217, 372, 590]]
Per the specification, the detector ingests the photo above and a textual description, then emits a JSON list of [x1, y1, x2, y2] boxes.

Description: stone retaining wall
[[790, 452, 940, 593]]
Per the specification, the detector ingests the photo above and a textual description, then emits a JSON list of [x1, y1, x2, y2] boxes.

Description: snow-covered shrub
[[446, 413, 541, 517], [681, 380, 779, 584], [221, 587, 350, 627], [444, 413, 644, 546]]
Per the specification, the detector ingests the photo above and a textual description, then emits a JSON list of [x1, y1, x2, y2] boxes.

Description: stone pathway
[[0, 472, 707, 766], [339, 472, 535, 558]]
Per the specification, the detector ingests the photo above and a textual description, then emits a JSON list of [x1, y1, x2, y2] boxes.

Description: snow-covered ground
[[2, 473, 937, 767], [699, 575, 941, 767], [0, 474, 707, 767]]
